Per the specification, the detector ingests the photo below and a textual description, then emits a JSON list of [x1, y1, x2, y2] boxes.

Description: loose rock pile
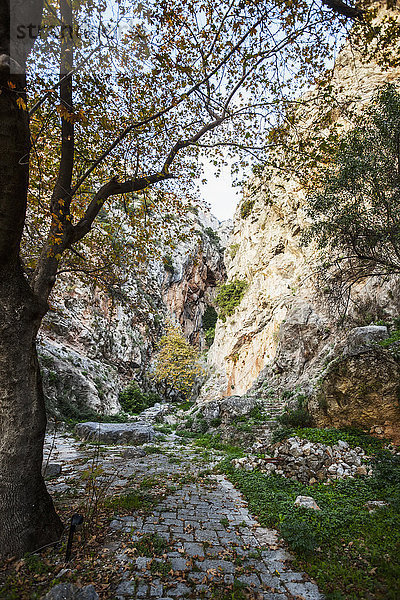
[[232, 436, 372, 484]]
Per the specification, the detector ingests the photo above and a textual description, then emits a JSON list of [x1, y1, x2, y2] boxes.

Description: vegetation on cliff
[[304, 84, 400, 309], [216, 279, 248, 321]]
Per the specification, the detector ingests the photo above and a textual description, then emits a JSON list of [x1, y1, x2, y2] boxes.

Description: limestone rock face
[[310, 348, 400, 442], [200, 3, 400, 411], [163, 213, 227, 348], [343, 326, 388, 356], [40, 207, 227, 418]]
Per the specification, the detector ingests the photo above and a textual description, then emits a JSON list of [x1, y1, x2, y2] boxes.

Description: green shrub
[[205, 227, 220, 246], [229, 243, 240, 259], [203, 305, 218, 346], [118, 382, 161, 415], [240, 198, 255, 219], [277, 394, 313, 428], [203, 305, 218, 330], [205, 326, 216, 346], [216, 279, 247, 321], [379, 327, 400, 358], [163, 255, 174, 274]]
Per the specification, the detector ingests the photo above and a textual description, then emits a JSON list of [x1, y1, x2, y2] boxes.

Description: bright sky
[[196, 157, 244, 222]]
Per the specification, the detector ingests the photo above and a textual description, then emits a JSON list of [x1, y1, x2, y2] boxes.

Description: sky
[[196, 157, 244, 223]]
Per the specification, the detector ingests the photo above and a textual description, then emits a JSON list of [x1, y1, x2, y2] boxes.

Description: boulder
[[343, 326, 388, 356], [364, 500, 388, 513], [42, 583, 98, 600], [310, 347, 400, 443], [74, 421, 154, 445], [294, 496, 321, 510]]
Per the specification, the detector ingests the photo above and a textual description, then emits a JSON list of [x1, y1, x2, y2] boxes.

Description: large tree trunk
[[0, 0, 63, 557], [0, 267, 64, 557]]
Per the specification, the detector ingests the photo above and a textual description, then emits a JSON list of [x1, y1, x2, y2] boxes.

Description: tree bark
[[0, 266, 63, 557], [0, 4, 63, 555]]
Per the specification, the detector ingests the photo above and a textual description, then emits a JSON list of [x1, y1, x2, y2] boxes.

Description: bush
[[277, 394, 313, 428], [229, 243, 240, 259], [205, 326, 216, 347], [204, 227, 220, 247], [216, 279, 247, 321], [163, 255, 174, 274], [118, 382, 161, 415], [203, 305, 218, 330], [240, 198, 255, 219]]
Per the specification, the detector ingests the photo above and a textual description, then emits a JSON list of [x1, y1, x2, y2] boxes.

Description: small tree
[[304, 84, 400, 311], [153, 325, 202, 399]]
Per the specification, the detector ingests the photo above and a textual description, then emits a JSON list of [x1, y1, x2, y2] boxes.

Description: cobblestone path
[[45, 433, 323, 600]]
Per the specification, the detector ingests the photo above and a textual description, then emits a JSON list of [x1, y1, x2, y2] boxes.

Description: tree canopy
[[22, 0, 365, 302], [304, 84, 400, 308], [153, 324, 203, 397]]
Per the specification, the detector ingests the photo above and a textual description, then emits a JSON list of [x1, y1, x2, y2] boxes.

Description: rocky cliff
[[40, 207, 228, 418], [200, 2, 400, 440]]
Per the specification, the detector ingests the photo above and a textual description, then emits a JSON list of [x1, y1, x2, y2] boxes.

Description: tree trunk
[[0, 3, 63, 554], [0, 265, 64, 557]]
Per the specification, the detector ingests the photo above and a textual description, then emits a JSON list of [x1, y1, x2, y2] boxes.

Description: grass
[[150, 559, 172, 576], [133, 532, 169, 557], [222, 449, 400, 600], [105, 489, 158, 513], [193, 433, 244, 457]]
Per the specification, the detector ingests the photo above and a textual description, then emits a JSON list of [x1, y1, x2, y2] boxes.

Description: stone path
[[44, 432, 323, 600]]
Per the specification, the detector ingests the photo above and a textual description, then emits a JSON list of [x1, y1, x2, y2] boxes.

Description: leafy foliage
[[277, 394, 313, 428], [118, 382, 161, 415], [163, 255, 175, 274], [229, 243, 240, 259], [204, 227, 221, 247], [203, 305, 218, 347], [216, 280, 247, 321], [304, 84, 400, 309], [240, 198, 255, 219], [153, 324, 202, 398], [205, 326, 216, 347], [203, 305, 218, 330], [222, 448, 400, 600]]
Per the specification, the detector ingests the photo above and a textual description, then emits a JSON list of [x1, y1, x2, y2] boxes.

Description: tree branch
[[69, 172, 175, 245], [322, 0, 364, 20]]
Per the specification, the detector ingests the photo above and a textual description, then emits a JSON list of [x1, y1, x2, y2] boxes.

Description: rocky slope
[[40, 207, 228, 418], [200, 2, 400, 440]]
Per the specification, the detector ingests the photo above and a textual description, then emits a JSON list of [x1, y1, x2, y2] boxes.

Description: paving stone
[[170, 557, 189, 571], [201, 559, 235, 574], [165, 583, 192, 597], [149, 580, 163, 597], [194, 529, 219, 543], [115, 580, 136, 598], [183, 542, 204, 557], [136, 556, 150, 570], [237, 573, 261, 587], [136, 583, 150, 598], [284, 581, 323, 599], [259, 572, 283, 589]]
